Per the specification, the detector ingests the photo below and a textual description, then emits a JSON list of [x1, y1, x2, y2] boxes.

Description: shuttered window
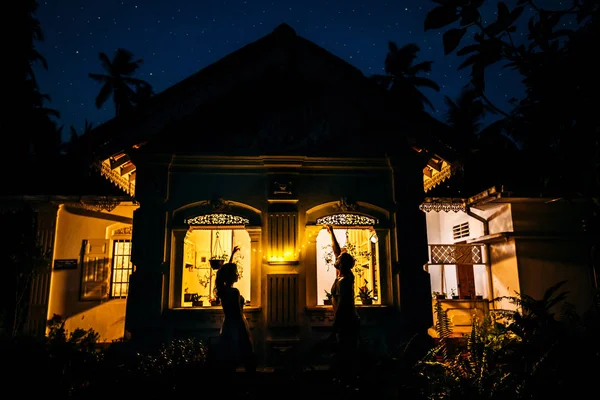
[[452, 222, 470, 240], [81, 239, 110, 301]]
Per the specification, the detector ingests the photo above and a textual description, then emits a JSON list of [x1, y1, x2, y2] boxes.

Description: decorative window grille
[[452, 222, 470, 240], [184, 213, 249, 225], [316, 213, 377, 226], [111, 240, 133, 298]]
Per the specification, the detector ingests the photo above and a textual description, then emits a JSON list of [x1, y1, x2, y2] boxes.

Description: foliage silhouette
[[88, 48, 153, 116], [423, 0, 600, 202], [370, 42, 441, 113]]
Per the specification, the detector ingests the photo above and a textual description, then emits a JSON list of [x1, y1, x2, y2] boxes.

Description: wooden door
[[456, 264, 475, 298]]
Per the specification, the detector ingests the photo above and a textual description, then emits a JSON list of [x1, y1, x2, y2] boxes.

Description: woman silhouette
[[325, 225, 360, 381], [215, 246, 256, 377]]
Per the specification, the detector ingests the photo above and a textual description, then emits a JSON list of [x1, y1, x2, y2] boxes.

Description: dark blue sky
[[33, 0, 539, 141]]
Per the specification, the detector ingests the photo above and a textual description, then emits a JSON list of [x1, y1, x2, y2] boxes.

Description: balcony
[[426, 244, 490, 338], [428, 298, 490, 338]]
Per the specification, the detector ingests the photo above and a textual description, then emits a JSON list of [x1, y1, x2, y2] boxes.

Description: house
[[421, 181, 599, 338], [6, 23, 596, 365], [3, 23, 454, 365]]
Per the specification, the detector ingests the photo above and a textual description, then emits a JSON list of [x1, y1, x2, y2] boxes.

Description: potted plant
[[191, 294, 203, 307], [451, 288, 459, 299], [209, 296, 221, 307], [432, 291, 446, 300], [357, 279, 374, 305], [323, 289, 333, 305], [475, 293, 483, 300], [209, 231, 228, 270], [209, 252, 228, 270]]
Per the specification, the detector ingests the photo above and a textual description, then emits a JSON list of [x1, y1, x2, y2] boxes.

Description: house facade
[[12, 24, 442, 365], [421, 185, 599, 337]]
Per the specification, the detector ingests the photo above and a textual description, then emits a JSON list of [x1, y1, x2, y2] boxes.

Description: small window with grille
[[452, 222, 470, 240], [110, 240, 133, 298]]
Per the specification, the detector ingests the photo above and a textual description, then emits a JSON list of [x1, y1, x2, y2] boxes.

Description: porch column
[[126, 206, 167, 344], [125, 154, 171, 346], [170, 230, 187, 308], [388, 149, 432, 337], [304, 224, 322, 307], [27, 203, 59, 337], [246, 227, 262, 307]]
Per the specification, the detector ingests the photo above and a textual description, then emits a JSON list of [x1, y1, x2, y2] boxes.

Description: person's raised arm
[[326, 225, 341, 258], [229, 245, 240, 263]]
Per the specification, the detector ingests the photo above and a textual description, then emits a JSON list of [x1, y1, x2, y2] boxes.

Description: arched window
[[315, 214, 380, 305], [180, 213, 251, 307]]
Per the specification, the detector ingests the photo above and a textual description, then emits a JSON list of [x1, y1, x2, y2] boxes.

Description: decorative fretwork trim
[[316, 213, 377, 226], [185, 213, 250, 225], [112, 226, 133, 236], [420, 198, 466, 213], [68, 197, 122, 212], [423, 163, 455, 192], [94, 160, 135, 196]]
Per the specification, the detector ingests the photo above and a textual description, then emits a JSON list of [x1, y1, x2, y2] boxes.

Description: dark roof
[[0, 155, 131, 197], [79, 23, 389, 159]]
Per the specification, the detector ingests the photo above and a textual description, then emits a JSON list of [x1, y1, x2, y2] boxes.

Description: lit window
[[316, 227, 380, 305], [181, 229, 251, 307], [110, 240, 133, 298]]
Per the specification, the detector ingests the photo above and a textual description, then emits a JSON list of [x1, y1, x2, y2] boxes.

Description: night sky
[[33, 0, 542, 142]]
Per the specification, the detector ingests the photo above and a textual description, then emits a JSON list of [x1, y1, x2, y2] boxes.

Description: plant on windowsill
[[191, 294, 204, 307], [432, 291, 446, 300], [357, 279, 374, 305], [209, 296, 221, 307], [323, 289, 333, 305], [451, 288, 459, 300], [475, 293, 483, 300]]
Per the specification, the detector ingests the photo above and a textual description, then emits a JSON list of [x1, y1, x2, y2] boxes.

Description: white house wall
[[425, 203, 513, 244]]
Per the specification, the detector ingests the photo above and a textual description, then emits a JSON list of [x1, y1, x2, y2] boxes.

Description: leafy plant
[[357, 279, 374, 301]]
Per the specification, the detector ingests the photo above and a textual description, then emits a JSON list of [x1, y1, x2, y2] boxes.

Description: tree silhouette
[[10, 0, 61, 159], [423, 0, 599, 201], [442, 85, 519, 193], [88, 48, 152, 116], [371, 42, 440, 113], [22, 0, 47, 86]]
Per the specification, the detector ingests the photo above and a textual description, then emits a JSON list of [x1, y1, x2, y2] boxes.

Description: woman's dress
[[219, 286, 253, 365]]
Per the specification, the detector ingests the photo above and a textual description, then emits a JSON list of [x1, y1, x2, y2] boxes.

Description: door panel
[[456, 264, 475, 298]]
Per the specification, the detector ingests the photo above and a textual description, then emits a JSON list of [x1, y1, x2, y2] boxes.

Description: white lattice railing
[[428, 244, 485, 265]]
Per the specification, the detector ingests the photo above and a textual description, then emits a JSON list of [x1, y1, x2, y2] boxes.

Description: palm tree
[[442, 85, 492, 158], [88, 48, 152, 116], [443, 85, 519, 191], [61, 119, 93, 155], [371, 42, 440, 113]]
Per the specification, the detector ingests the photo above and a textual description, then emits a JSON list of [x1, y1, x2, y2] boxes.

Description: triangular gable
[[79, 23, 372, 160]]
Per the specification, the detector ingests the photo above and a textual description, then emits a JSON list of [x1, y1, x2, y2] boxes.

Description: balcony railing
[[428, 244, 485, 265], [429, 298, 490, 338]]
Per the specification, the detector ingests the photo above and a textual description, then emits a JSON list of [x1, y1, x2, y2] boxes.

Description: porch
[[425, 243, 491, 338]]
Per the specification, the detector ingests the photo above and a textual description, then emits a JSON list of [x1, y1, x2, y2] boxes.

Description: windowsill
[[171, 306, 262, 313], [306, 304, 390, 311]]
